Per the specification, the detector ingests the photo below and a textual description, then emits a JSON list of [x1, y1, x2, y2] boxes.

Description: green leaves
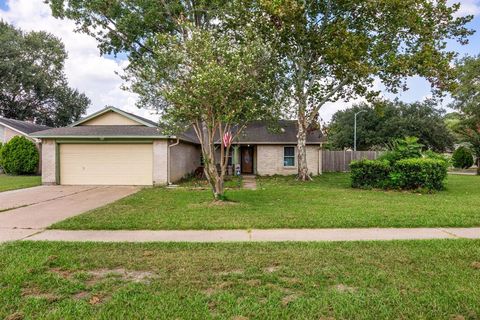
[[248, 0, 472, 106], [0, 136, 39, 175], [451, 55, 480, 119], [452, 146, 474, 169], [351, 157, 448, 191], [128, 25, 282, 131], [328, 100, 455, 152]]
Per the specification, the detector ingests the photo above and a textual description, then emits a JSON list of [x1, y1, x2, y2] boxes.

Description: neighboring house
[[0, 117, 50, 144], [0, 117, 50, 173], [31, 107, 324, 186]]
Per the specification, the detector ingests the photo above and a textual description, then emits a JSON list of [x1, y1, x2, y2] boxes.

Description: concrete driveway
[[0, 185, 140, 243]]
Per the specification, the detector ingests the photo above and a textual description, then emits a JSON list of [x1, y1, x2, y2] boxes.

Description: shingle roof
[[30, 125, 199, 144], [31, 120, 324, 145], [0, 117, 50, 135], [121, 110, 158, 127], [234, 120, 324, 144]]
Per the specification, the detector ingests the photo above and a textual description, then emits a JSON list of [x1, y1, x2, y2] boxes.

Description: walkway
[[20, 227, 480, 243], [242, 175, 257, 190]]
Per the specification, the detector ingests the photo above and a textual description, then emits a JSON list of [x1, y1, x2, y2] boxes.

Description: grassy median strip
[[0, 175, 41, 193], [51, 173, 480, 230], [1, 240, 480, 319]]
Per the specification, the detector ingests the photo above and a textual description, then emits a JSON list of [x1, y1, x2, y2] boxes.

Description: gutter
[[167, 138, 181, 185], [29, 135, 175, 139]]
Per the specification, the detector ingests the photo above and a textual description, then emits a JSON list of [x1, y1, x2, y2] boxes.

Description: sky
[[1, 0, 480, 123]]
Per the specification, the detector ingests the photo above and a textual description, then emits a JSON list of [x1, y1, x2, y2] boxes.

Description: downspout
[[167, 138, 180, 185], [319, 143, 323, 175]]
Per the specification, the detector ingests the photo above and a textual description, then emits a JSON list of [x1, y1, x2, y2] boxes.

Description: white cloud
[[0, 0, 159, 122], [449, 0, 480, 16]]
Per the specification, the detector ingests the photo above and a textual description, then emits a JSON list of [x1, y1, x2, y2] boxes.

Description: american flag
[[223, 131, 233, 148]]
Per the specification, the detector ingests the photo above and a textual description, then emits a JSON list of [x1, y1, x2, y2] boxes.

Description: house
[[0, 117, 50, 173], [0, 117, 50, 144], [31, 107, 324, 186]]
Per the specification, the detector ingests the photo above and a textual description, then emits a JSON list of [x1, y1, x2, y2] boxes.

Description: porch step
[[242, 175, 257, 190]]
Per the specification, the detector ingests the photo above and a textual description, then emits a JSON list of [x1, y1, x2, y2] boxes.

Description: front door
[[241, 147, 254, 174]]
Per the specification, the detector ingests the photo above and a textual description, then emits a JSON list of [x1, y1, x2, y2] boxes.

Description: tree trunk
[[203, 151, 225, 200], [297, 115, 311, 181], [477, 157, 480, 176]]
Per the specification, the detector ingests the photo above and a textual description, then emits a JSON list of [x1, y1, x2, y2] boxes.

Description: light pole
[[354, 110, 366, 151]]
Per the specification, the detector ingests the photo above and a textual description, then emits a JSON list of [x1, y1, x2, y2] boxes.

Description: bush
[[451, 146, 474, 169], [377, 151, 403, 164], [350, 157, 448, 191], [423, 150, 450, 162], [350, 159, 391, 189], [391, 158, 448, 191], [0, 136, 39, 175], [378, 137, 424, 165]]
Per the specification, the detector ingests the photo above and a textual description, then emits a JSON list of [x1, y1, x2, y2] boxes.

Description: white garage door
[[60, 144, 153, 185]]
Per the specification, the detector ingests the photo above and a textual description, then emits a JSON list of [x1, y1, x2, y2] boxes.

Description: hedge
[[0, 136, 39, 175], [391, 158, 448, 191], [350, 159, 391, 189], [350, 158, 448, 191]]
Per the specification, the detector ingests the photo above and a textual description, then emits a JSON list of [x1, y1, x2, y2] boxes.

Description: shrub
[[451, 146, 474, 169], [0, 136, 39, 175], [350, 159, 391, 189], [389, 136, 423, 158], [377, 151, 403, 164], [423, 150, 451, 168], [391, 158, 448, 191], [379, 136, 424, 164]]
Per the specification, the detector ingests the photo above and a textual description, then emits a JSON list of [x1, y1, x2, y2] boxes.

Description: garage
[[59, 144, 153, 185]]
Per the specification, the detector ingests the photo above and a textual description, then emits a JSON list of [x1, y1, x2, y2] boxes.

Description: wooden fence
[[321, 150, 381, 172]]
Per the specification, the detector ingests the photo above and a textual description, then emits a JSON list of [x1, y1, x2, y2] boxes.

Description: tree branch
[[307, 78, 348, 123]]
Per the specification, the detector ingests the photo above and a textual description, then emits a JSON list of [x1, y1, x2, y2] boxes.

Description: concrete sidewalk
[[22, 227, 480, 243]]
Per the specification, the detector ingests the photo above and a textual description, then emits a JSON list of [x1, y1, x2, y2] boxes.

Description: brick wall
[[41, 139, 56, 184], [153, 140, 168, 185], [169, 142, 201, 182], [256, 145, 321, 176]]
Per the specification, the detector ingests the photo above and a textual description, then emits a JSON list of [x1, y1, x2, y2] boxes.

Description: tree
[[444, 112, 464, 143], [0, 21, 90, 127], [450, 55, 480, 174], [237, 0, 473, 180], [47, 1, 282, 200], [327, 100, 455, 152], [128, 27, 281, 200]]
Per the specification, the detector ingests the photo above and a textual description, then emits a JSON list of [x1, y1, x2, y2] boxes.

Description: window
[[284, 146, 295, 167]]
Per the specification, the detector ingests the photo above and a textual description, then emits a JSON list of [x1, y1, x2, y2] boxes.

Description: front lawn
[[0, 174, 41, 193], [51, 173, 480, 230], [1, 240, 480, 319]]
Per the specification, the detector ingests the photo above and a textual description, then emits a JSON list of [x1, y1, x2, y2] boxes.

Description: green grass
[[0, 174, 41, 193], [1, 240, 480, 319], [51, 173, 480, 230]]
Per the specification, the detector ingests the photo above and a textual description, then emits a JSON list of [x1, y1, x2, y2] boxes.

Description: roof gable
[[71, 107, 157, 127]]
